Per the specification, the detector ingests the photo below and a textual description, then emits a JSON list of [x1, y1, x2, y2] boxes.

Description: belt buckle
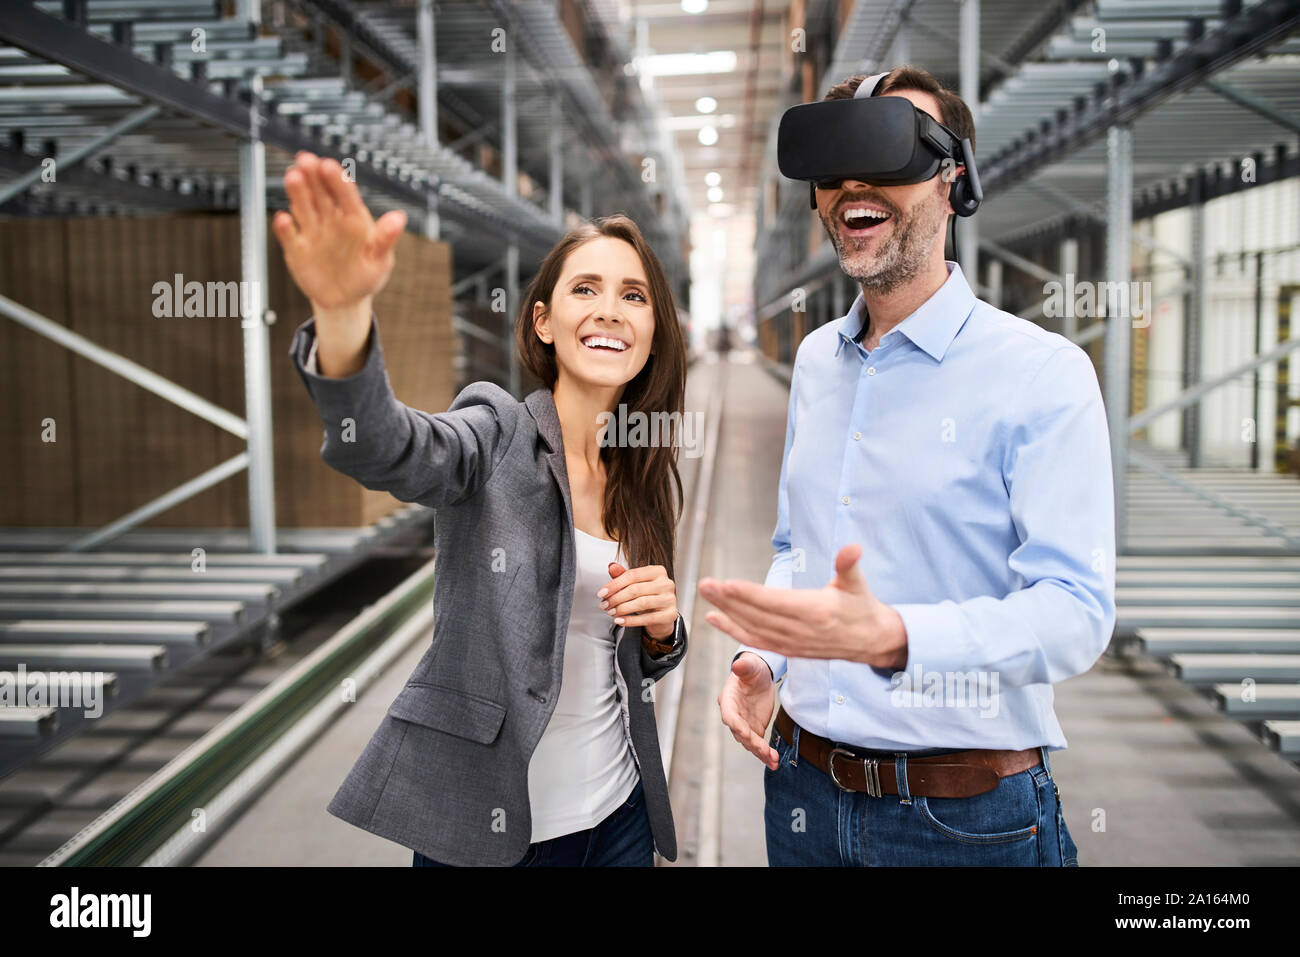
[[828, 746, 882, 797]]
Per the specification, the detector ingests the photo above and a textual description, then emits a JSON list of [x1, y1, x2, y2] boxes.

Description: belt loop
[[789, 720, 800, 768], [894, 753, 910, 805], [1038, 745, 1051, 776]]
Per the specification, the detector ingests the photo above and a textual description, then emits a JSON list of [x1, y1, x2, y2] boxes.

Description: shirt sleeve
[[304, 337, 320, 375], [892, 344, 1117, 689], [730, 356, 801, 684]]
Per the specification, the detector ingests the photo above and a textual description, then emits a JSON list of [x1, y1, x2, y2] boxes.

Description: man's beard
[[821, 186, 948, 293]]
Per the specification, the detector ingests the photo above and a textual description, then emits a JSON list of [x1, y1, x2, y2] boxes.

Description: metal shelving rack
[[749, 0, 1300, 768], [0, 0, 689, 774]]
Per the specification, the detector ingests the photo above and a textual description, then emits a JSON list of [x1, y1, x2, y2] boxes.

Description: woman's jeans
[[412, 777, 654, 867], [764, 723, 1080, 866]]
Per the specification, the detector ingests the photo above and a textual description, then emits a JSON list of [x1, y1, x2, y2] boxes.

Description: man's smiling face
[[814, 88, 956, 293]]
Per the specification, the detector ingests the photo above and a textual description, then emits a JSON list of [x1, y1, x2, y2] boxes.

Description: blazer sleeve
[[640, 612, 688, 681], [288, 314, 520, 509]]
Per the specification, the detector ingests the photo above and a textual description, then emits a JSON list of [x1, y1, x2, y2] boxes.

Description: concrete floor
[[197, 349, 1300, 866]]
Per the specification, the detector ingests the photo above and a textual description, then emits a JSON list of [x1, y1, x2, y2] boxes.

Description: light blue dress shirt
[[736, 261, 1115, 753]]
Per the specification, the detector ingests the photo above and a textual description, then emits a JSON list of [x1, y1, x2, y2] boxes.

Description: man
[[701, 66, 1115, 866]]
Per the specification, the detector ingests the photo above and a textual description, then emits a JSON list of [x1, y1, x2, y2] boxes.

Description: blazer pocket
[[386, 682, 507, 745]]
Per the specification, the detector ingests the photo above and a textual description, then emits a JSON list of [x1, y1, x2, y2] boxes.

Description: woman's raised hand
[[274, 151, 407, 376]]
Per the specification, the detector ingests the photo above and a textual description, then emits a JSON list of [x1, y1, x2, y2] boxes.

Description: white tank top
[[526, 526, 640, 843]]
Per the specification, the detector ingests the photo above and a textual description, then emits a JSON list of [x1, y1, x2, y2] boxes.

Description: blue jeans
[[412, 777, 654, 867], [764, 722, 1079, 866]]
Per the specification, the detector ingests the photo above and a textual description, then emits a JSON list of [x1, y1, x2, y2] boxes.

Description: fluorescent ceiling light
[[695, 96, 717, 113], [664, 113, 735, 131], [638, 51, 737, 77], [682, 0, 708, 12]]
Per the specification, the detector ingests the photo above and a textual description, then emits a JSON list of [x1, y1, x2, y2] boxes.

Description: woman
[[275, 151, 689, 867]]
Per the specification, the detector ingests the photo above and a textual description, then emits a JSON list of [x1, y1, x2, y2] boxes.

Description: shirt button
[[835, 694, 846, 705], [866, 366, 877, 376], [841, 496, 850, 505], [853, 431, 862, 441]]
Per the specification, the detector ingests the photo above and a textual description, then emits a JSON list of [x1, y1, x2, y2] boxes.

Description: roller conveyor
[[0, 620, 209, 646], [1168, 654, 1300, 683]]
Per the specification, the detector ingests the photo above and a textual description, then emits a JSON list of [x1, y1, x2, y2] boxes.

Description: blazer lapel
[[525, 387, 638, 659], [524, 387, 574, 531]]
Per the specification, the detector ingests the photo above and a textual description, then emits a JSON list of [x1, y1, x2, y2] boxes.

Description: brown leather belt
[[774, 706, 1041, 799]]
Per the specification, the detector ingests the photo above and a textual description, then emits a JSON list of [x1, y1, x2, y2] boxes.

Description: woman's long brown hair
[[516, 214, 687, 581]]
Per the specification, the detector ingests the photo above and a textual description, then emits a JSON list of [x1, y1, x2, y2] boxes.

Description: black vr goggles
[[777, 72, 982, 216]]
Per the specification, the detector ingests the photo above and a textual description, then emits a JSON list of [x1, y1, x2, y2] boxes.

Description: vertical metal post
[[1251, 251, 1264, 470], [339, 32, 352, 88], [986, 258, 1002, 309], [549, 94, 564, 226], [893, 13, 910, 67], [239, 72, 276, 554], [956, 0, 979, 282], [1104, 125, 1133, 551], [1185, 175, 1206, 468], [832, 272, 846, 320], [503, 29, 519, 397], [417, 0, 439, 240], [1060, 236, 1079, 340]]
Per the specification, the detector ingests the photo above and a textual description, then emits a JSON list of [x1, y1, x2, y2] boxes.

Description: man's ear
[[532, 300, 551, 344]]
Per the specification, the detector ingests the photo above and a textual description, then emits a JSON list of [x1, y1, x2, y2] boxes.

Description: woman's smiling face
[[532, 236, 655, 391]]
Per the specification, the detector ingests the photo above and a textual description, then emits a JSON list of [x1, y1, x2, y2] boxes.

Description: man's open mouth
[[840, 206, 892, 235]]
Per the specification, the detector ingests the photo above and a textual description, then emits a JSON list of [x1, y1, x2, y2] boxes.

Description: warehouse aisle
[[195, 349, 1300, 867], [664, 349, 1300, 867]]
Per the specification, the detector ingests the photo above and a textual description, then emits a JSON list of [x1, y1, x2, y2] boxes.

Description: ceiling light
[[696, 96, 717, 113], [638, 51, 736, 77], [705, 171, 721, 187], [681, 0, 708, 12], [698, 126, 718, 146], [707, 186, 723, 202]]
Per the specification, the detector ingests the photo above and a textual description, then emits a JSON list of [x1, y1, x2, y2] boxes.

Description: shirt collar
[[834, 261, 977, 362]]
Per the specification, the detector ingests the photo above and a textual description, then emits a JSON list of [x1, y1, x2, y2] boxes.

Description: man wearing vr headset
[[700, 67, 1115, 866]]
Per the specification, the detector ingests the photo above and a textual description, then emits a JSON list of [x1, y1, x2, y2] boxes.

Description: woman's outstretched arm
[[277, 151, 518, 508]]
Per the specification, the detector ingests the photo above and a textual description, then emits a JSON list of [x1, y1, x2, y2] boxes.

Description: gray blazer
[[288, 315, 688, 866]]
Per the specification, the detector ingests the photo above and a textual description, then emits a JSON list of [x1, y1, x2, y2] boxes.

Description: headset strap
[[853, 71, 891, 99]]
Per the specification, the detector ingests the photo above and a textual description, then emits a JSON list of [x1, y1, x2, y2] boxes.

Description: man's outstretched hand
[[699, 544, 908, 670]]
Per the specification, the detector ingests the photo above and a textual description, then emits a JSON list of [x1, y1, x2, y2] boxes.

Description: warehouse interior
[[0, 0, 1298, 869]]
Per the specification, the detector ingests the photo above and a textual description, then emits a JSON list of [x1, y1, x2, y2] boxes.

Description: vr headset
[[777, 72, 982, 217]]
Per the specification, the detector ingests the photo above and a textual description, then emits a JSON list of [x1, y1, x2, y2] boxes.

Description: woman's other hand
[[600, 561, 678, 641]]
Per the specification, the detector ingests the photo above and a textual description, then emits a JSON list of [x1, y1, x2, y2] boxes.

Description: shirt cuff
[[731, 646, 786, 684], [892, 601, 973, 677]]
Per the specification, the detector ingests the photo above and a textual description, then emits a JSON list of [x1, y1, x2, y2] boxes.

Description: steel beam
[[239, 75, 276, 555], [957, 0, 979, 282], [503, 29, 520, 397], [1104, 124, 1133, 550]]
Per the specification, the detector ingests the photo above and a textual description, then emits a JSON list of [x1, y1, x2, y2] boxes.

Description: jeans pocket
[[766, 726, 791, 774], [915, 769, 1040, 845]]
